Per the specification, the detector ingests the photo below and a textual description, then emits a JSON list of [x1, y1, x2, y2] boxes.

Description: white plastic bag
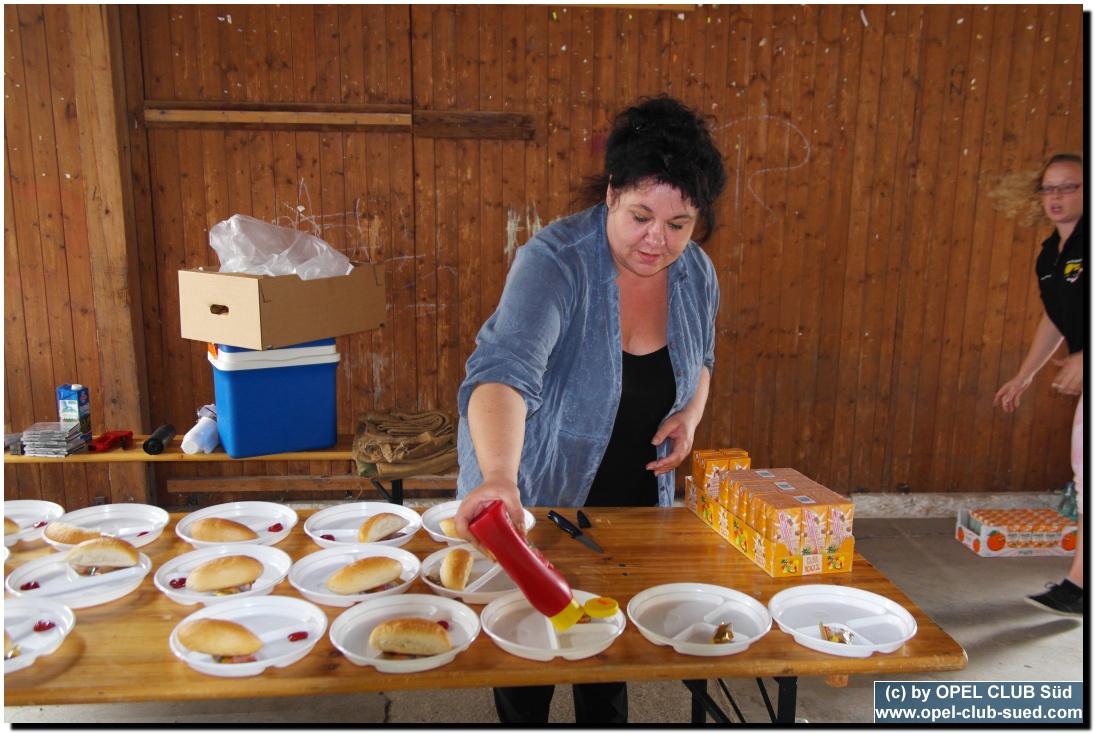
[[209, 214, 352, 280]]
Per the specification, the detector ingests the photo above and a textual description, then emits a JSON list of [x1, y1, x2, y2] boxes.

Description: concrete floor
[[5, 515, 1085, 727]]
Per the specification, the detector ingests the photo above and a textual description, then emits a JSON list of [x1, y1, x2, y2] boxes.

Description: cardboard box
[[956, 509, 1077, 557], [691, 448, 750, 500], [178, 262, 385, 350]]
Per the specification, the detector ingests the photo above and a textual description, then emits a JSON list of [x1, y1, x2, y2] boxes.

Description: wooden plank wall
[[4, 5, 1086, 511]]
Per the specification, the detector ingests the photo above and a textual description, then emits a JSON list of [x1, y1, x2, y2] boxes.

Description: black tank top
[[585, 345, 677, 507]]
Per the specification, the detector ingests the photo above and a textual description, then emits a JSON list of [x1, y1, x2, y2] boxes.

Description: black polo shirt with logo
[[1036, 215, 1086, 354]]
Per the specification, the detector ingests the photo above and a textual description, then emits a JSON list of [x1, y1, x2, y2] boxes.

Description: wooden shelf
[[3, 434, 356, 464]]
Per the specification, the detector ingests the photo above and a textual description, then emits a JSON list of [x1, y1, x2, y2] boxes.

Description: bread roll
[[44, 521, 102, 545], [358, 513, 408, 543], [190, 517, 258, 543], [177, 618, 263, 657], [326, 556, 403, 595], [440, 548, 474, 591], [4, 517, 20, 535], [368, 617, 451, 656], [186, 555, 264, 593], [65, 537, 139, 570], [439, 518, 458, 538]]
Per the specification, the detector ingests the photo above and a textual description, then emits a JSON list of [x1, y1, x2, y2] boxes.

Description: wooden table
[[3, 507, 967, 722]]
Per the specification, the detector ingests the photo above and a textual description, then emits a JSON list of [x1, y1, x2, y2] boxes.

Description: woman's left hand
[[646, 412, 696, 477], [1051, 350, 1084, 396]]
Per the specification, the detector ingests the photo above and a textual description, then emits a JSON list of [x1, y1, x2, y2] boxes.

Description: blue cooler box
[[208, 339, 339, 458]]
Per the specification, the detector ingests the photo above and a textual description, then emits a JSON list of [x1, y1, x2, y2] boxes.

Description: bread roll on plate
[[185, 555, 264, 594], [440, 548, 474, 591], [326, 556, 403, 595], [369, 617, 451, 657], [358, 513, 408, 543], [4, 516, 20, 536], [190, 517, 258, 543], [177, 618, 263, 663], [44, 521, 102, 545], [438, 517, 459, 539], [65, 537, 139, 574]]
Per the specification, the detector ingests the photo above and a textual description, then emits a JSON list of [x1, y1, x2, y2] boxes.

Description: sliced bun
[[4, 517, 20, 535], [189, 517, 258, 543], [326, 556, 403, 595], [186, 555, 264, 593], [439, 518, 458, 539], [440, 548, 474, 591], [177, 618, 263, 657], [368, 617, 451, 656], [45, 521, 102, 545], [65, 537, 139, 569], [358, 513, 408, 543]]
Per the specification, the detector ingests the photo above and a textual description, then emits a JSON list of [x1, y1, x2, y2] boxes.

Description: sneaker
[[1026, 583, 1084, 618]]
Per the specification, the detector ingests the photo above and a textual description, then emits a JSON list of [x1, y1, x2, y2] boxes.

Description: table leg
[[682, 679, 731, 724], [774, 676, 798, 723], [367, 478, 404, 505]]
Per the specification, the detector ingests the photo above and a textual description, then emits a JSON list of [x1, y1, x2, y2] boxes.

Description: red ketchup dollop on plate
[[267, 523, 284, 533], [437, 620, 450, 630], [288, 631, 309, 642], [321, 534, 335, 541], [19, 581, 40, 591], [33, 520, 48, 528], [169, 577, 187, 589], [33, 620, 56, 632]]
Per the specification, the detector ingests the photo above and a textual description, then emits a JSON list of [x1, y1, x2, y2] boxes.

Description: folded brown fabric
[[352, 409, 458, 478]]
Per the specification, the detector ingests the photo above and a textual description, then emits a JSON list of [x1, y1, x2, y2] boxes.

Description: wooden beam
[[69, 5, 151, 504], [412, 110, 539, 140], [141, 102, 539, 140]]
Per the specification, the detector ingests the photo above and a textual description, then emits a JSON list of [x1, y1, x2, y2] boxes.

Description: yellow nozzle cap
[[583, 596, 619, 618], [549, 598, 585, 631]]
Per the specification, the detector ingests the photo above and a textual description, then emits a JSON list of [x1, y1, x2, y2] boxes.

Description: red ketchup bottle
[[468, 499, 584, 631]]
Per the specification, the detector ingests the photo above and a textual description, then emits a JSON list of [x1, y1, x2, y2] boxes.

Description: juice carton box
[[956, 508, 1077, 557], [692, 449, 751, 500], [56, 383, 92, 442]]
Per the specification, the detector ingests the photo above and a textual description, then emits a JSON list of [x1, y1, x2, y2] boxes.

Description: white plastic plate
[[169, 595, 327, 678], [5, 550, 152, 609], [153, 544, 293, 606], [626, 583, 771, 656], [175, 502, 298, 549], [420, 500, 536, 545], [42, 503, 168, 552], [4, 500, 65, 548], [767, 584, 918, 658], [481, 589, 626, 662], [419, 544, 518, 604], [329, 593, 479, 673], [288, 545, 420, 608], [3, 597, 76, 675], [303, 502, 422, 549]]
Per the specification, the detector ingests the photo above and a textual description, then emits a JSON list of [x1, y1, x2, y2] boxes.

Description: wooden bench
[[4, 433, 457, 506]]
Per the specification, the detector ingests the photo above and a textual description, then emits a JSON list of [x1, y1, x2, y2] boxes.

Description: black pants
[[493, 682, 627, 724]]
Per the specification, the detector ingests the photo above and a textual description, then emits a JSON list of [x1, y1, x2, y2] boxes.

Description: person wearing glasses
[[993, 152, 1085, 617], [452, 96, 727, 723]]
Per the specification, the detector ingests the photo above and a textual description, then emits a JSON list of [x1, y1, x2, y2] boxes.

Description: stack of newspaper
[[21, 422, 87, 457]]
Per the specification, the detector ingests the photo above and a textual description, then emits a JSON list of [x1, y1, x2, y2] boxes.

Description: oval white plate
[[481, 589, 626, 662], [3, 597, 76, 675], [289, 545, 420, 608], [169, 595, 327, 678], [302, 502, 422, 549], [626, 583, 771, 656], [329, 593, 479, 673], [42, 503, 168, 552], [419, 544, 518, 604], [421, 500, 536, 546], [767, 584, 918, 658], [175, 502, 298, 549], [4, 500, 65, 548], [5, 550, 152, 609], [153, 545, 293, 606]]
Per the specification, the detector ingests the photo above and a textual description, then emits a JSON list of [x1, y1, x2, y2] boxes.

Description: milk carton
[[56, 383, 91, 442]]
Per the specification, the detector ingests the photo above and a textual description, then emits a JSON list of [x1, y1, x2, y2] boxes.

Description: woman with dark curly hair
[[452, 96, 728, 723]]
